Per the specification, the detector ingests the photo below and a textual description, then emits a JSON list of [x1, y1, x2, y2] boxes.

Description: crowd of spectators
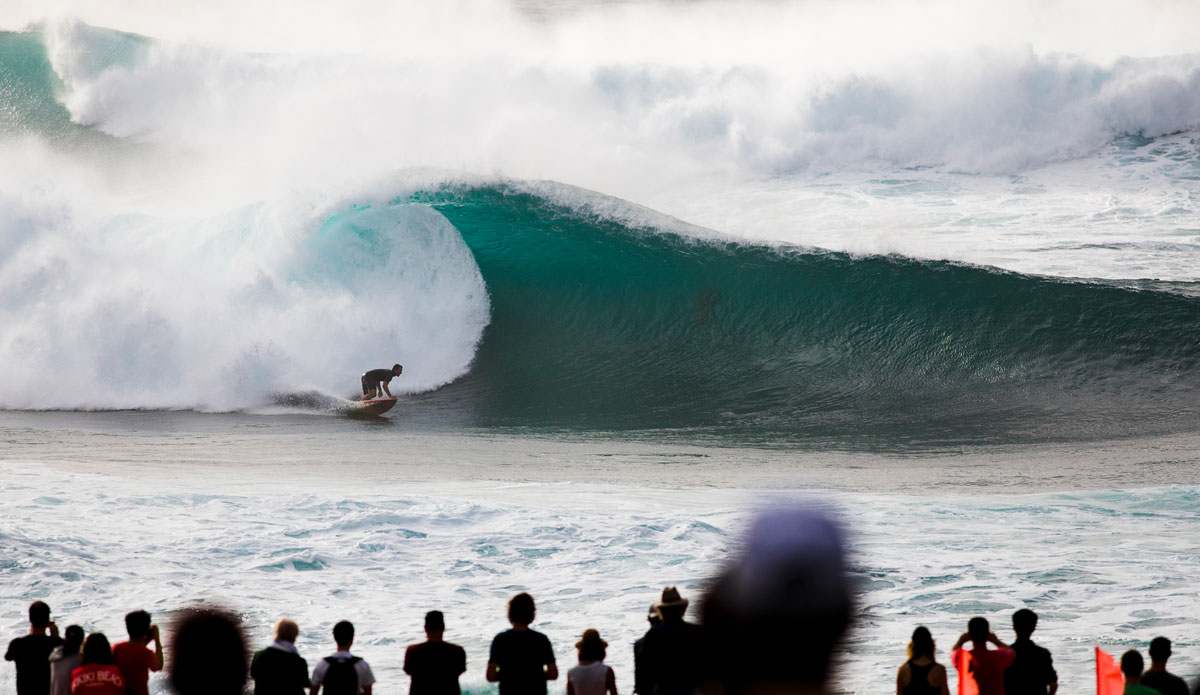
[[898, 611, 1198, 695], [5, 507, 1196, 695]]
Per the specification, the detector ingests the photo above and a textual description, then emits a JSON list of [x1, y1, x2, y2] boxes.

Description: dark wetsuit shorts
[[361, 368, 394, 395]]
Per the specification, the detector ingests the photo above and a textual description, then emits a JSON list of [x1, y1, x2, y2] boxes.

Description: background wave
[[4, 21, 1200, 179]]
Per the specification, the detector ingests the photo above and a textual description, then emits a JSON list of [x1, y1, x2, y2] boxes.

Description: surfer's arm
[[382, 383, 394, 397]]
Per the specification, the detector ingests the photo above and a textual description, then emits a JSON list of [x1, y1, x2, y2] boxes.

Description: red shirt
[[952, 647, 1015, 695], [112, 642, 156, 695], [71, 664, 125, 695]]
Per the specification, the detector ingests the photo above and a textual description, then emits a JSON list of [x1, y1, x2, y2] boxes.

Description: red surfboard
[[350, 397, 397, 416]]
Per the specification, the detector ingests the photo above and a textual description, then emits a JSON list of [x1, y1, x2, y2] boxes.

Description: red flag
[[1096, 647, 1124, 695]]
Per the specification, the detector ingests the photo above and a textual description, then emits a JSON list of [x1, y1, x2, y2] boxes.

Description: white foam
[[0, 147, 488, 410], [1, 456, 1196, 694]]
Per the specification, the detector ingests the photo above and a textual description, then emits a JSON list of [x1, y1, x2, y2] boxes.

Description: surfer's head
[[393, 363, 403, 375]]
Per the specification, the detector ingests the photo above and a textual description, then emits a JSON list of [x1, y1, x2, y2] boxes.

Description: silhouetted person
[[633, 605, 660, 695], [49, 626, 84, 695], [404, 611, 466, 695], [639, 587, 702, 695], [951, 618, 1013, 695], [486, 593, 557, 695], [1121, 650, 1160, 695], [567, 629, 617, 695], [1004, 609, 1057, 695], [699, 507, 852, 695], [251, 618, 311, 695], [1142, 638, 1187, 695], [5, 601, 63, 695], [897, 627, 949, 695], [310, 620, 375, 695], [71, 633, 125, 695], [168, 606, 249, 695], [113, 610, 163, 695]]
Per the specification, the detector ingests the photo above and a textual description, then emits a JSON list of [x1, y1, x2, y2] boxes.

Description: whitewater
[[2, 0, 1200, 693]]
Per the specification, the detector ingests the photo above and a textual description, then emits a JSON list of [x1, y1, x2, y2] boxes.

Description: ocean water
[[2, 0, 1200, 692]]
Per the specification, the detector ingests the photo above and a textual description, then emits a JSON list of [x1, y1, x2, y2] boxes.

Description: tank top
[[567, 661, 610, 695], [902, 660, 940, 695]]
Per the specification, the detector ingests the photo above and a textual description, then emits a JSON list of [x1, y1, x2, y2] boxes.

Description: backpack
[[321, 655, 362, 695]]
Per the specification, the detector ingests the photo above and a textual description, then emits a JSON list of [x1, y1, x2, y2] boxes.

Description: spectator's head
[[646, 604, 660, 626], [655, 587, 689, 622], [29, 601, 51, 629], [125, 610, 152, 641], [333, 621, 355, 649], [424, 611, 445, 635], [508, 593, 536, 627], [1012, 609, 1038, 639], [81, 633, 113, 666], [909, 626, 935, 660], [576, 629, 608, 662], [967, 617, 989, 646], [1121, 650, 1145, 680], [699, 506, 852, 695], [274, 619, 299, 644], [168, 606, 248, 695], [1148, 637, 1172, 664], [63, 625, 85, 656]]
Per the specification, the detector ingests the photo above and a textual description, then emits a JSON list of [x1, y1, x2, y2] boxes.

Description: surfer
[[360, 364, 403, 401]]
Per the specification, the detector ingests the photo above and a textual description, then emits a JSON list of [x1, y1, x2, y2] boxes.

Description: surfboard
[[350, 397, 398, 416]]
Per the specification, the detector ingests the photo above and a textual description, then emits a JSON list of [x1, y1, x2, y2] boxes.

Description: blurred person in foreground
[[699, 506, 853, 695], [168, 606, 249, 695]]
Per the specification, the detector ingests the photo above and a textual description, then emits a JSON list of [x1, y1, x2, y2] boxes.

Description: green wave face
[[407, 185, 1200, 444]]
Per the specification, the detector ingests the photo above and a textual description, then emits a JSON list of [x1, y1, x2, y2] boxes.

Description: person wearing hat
[[633, 605, 660, 695], [637, 587, 702, 695], [567, 630, 617, 695]]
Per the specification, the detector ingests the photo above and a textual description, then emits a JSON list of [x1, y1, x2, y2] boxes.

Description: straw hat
[[575, 628, 608, 649]]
